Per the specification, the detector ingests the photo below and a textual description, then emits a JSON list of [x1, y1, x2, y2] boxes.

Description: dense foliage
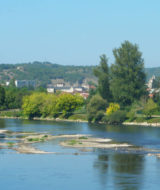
[[94, 55, 111, 100], [87, 95, 107, 122], [0, 62, 96, 87], [106, 103, 120, 116], [87, 41, 147, 124], [0, 86, 32, 110], [22, 92, 84, 119], [110, 41, 146, 106]]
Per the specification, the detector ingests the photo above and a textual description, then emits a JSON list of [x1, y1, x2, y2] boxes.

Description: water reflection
[[93, 154, 109, 187], [93, 152, 145, 190], [0, 119, 6, 129], [111, 153, 144, 190]]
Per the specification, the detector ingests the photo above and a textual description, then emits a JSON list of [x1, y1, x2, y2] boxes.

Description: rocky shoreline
[[1, 129, 160, 158], [2, 116, 160, 127], [123, 122, 160, 127], [0, 130, 132, 154]]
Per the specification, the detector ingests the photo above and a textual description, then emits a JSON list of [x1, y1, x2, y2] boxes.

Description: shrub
[[94, 111, 105, 123], [134, 117, 146, 123], [56, 93, 84, 118], [107, 110, 126, 124], [106, 103, 120, 115], [126, 110, 136, 122], [143, 99, 158, 118], [68, 114, 87, 121], [87, 95, 107, 122], [102, 115, 109, 123]]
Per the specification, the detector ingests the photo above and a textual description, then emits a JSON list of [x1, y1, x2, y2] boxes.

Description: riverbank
[[1, 114, 160, 127], [0, 115, 88, 123], [123, 122, 160, 127]]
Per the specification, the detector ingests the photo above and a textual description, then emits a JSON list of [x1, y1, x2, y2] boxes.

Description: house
[[147, 75, 155, 89], [15, 80, 36, 88]]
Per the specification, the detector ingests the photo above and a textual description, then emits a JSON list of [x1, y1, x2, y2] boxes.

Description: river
[[0, 119, 160, 190]]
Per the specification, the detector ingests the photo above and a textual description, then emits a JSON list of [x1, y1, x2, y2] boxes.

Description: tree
[[143, 98, 158, 118], [87, 95, 107, 122], [40, 94, 57, 118], [0, 86, 5, 109], [22, 93, 46, 119], [55, 93, 84, 118], [110, 41, 146, 106], [94, 55, 111, 101]]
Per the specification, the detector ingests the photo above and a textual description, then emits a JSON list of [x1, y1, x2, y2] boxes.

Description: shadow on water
[[112, 153, 144, 190], [93, 154, 109, 187], [93, 152, 145, 190], [0, 119, 6, 129]]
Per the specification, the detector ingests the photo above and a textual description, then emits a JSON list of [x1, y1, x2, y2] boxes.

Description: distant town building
[[51, 79, 65, 87], [61, 87, 74, 93], [74, 87, 83, 92], [6, 81, 10, 86], [16, 66, 24, 72], [147, 75, 155, 89], [15, 80, 36, 88], [79, 92, 89, 99], [81, 83, 89, 90], [47, 78, 91, 98], [47, 87, 55, 93]]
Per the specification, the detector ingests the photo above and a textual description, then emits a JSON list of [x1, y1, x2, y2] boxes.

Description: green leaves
[[22, 92, 84, 119], [87, 95, 107, 122], [143, 99, 158, 118], [111, 41, 146, 106], [94, 55, 111, 101], [56, 93, 84, 118]]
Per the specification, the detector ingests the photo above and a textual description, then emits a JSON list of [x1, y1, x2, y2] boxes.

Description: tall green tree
[[94, 55, 111, 101], [110, 41, 146, 106], [0, 86, 5, 109]]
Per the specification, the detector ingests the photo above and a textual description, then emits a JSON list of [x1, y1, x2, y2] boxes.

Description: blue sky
[[0, 0, 160, 67]]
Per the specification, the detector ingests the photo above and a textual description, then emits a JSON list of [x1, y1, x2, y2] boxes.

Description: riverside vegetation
[[1, 41, 160, 125]]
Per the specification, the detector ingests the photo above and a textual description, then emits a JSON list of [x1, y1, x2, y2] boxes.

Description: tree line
[[87, 41, 149, 123], [1, 40, 160, 124]]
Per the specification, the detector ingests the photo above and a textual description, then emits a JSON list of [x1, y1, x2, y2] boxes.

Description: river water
[[0, 119, 160, 190]]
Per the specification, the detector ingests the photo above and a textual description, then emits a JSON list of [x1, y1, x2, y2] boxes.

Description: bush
[[56, 93, 84, 118], [102, 115, 109, 123], [134, 117, 146, 123], [68, 114, 87, 121], [94, 111, 105, 123], [143, 99, 158, 118], [107, 110, 126, 124], [87, 95, 107, 122], [126, 110, 136, 122], [147, 118, 160, 123], [106, 103, 120, 115]]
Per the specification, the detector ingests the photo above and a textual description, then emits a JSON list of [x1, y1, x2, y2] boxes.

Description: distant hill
[[0, 61, 159, 87], [145, 67, 160, 80], [0, 62, 96, 87]]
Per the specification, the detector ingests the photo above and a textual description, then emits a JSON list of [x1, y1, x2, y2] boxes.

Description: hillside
[[0, 61, 159, 87], [0, 62, 96, 87], [145, 67, 160, 80]]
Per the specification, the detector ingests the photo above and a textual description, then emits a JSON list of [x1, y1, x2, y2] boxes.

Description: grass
[[147, 118, 160, 123], [0, 110, 22, 117], [68, 139, 78, 145], [27, 138, 40, 142], [68, 114, 87, 121], [78, 136, 88, 140], [7, 142, 15, 147], [27, 135, 48, 142], [127, 117, 160, 124]]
